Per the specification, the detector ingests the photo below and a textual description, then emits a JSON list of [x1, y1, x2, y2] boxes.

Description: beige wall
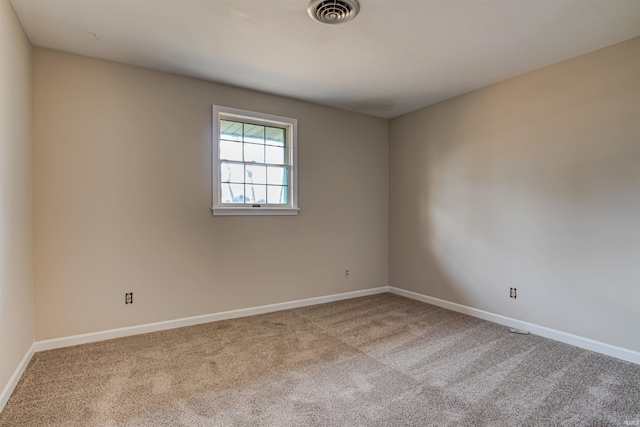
[[32, 49, 389, 340], [390, 38, 640, 351], [0, 0, 34, 395], [23, 28, 640, 353]]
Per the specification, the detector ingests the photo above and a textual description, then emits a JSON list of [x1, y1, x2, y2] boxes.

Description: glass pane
[[244, 123, 264, 144], [219, 140, 243, 161], [265, 127, 285, 146], [245, 184, 267, 204], [244, 143, 265, 163], [267, 166, 287, 185], [220, 162, 244, 183], [221, 183, 245, 203], [245, 165, 267, 184], [265, 145, 285, 165], [220, 120, 243, 142], [267, 185, 288, 204]]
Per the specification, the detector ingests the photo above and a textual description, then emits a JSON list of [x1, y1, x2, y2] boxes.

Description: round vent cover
[[308, 0, 360, 25]]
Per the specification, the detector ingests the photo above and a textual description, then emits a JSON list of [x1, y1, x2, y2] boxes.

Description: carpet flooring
[[1, 293, 639, 426]]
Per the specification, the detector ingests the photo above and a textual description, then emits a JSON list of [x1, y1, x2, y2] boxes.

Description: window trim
[[212, 105, 299, 216]]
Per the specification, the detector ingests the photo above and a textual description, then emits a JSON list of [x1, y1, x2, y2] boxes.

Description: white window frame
[[212, 105, 299, 216]]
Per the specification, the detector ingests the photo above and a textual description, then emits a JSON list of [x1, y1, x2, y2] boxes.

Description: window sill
[[212, 207, 299, 216]]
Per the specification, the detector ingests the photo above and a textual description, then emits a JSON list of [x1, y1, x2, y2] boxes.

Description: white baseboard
[[389, 286, 640, 365], [6, 284, 634, 412], [0, 344, 35, 413], [33, 287, 389, 352]]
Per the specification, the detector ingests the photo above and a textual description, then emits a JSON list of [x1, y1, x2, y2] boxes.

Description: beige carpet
[[1, 293, 639, 426]]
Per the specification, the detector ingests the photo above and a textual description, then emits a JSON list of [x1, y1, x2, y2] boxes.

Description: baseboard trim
[[0, 344, 35, 413], [33, 287, 389, 352], [15, 284, 636, 409], [389, 286, 640, 365]]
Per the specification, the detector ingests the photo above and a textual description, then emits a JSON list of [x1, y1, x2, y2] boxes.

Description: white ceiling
[[10, 0, 640, 119]]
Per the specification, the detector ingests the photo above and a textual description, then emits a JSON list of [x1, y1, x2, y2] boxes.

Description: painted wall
[[389, 38, 640, 352], [0, 0, 34, 397], [32, 49, 389, 340]]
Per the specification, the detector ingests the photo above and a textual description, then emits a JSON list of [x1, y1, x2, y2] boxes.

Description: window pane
[[221, 183, 245, 203], [220, 162, 244, 183], [245, 165, 267, 184], [265, 145, 285, 165], [267, 166, 287, 185], [215, 107, 297, 213], [244, 143, 265, 163], [267, 185, 288, 204], [220, 120, 243, 142], [245, 184, 267, 204], [220, 140, 243, 161], [244, 124, 264, 144], [265, 127, 285, 146]]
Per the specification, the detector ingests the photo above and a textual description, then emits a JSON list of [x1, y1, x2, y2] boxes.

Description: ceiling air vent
[[308, 0, 360, 25]]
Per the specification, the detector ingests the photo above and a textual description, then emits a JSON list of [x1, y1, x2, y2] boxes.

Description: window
[[212, 105, 298, 215]]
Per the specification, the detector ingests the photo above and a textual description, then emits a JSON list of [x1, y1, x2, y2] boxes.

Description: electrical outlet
[[345, 269, 350, 278], [510, 288, 517, 299], [125, 292, 133, 304]]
